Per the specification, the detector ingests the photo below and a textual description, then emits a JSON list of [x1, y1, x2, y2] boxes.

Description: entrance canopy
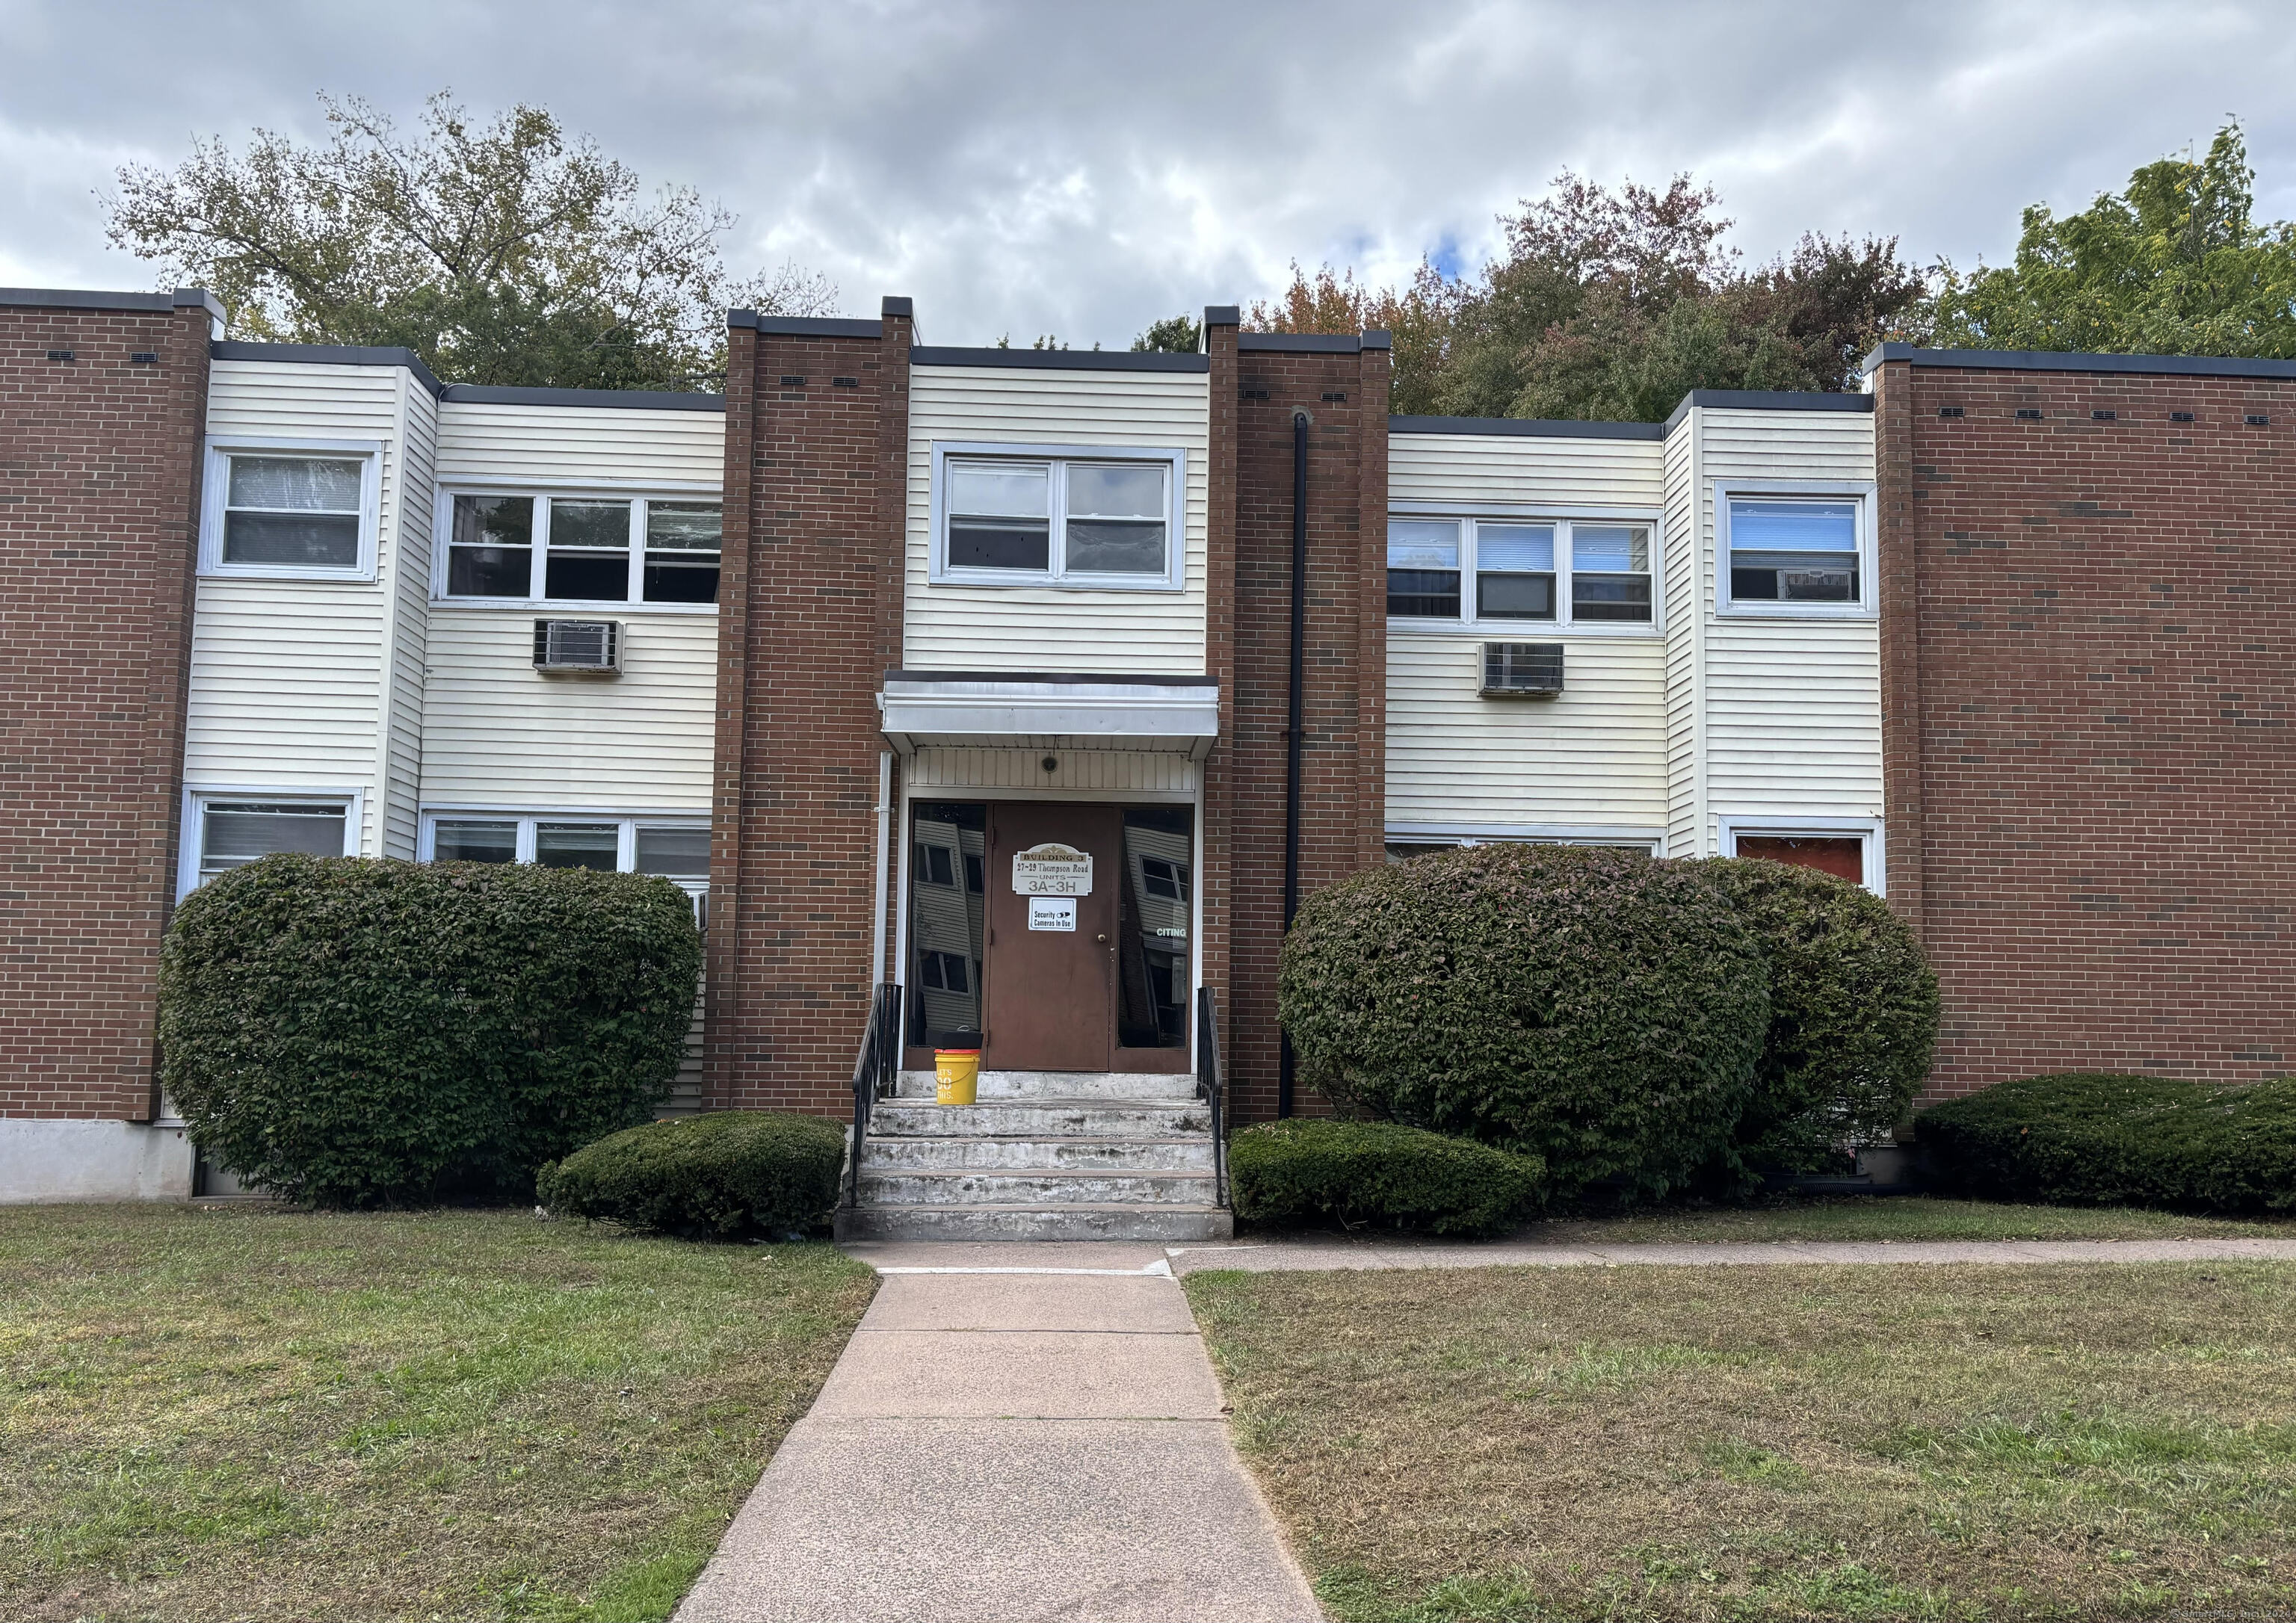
[[878, 671, 1220, 760]]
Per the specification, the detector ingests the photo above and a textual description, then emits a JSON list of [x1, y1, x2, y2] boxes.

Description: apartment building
[[5, 286, 2292, 1219]]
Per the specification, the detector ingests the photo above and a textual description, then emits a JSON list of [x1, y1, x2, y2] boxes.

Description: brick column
[[1199, 307, 1240, 1079], [1872, 356, 1925, 935]]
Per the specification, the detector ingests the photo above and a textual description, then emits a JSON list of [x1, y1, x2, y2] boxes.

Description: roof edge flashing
[[1860, 340, 2296, 381], [1389, 414, 1665, 442]]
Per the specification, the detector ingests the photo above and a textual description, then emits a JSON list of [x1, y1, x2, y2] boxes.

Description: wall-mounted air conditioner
[[1480, 642, 1564, 697], [533, 619, 621, 675]]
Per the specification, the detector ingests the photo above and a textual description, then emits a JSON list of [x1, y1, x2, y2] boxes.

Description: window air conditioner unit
[[1481, 642, 1564, 697], [533, 619, 620, 675]]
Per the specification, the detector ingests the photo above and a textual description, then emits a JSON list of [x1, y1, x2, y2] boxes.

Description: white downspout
[[871, 751, 892, 986]]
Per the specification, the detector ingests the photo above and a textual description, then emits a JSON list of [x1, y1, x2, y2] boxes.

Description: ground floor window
[[1384, 831, 1661, 863], [187, 794, 355, 889], [1729, 832, 1865, 884], [907, 802, 987, 1048], [419, 812, 709, 911], [1117, 806, 1193, 1050]]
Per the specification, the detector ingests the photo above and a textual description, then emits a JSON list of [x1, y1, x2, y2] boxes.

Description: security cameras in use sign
[[1012, 844, 1092, 895]]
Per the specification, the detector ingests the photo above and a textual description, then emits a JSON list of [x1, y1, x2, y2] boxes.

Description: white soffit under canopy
[[877, 672, 1220, 759]]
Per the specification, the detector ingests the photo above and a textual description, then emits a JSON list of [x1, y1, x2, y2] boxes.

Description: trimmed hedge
[[1280, 844, 1769, 1198], [160, 854, 703, 1207], [1229, 1119, 1546, 1237], [1917, 1072, 2296, 1212], [1683, 857, 1939, 1173], [537, 1111, 847, 1236]]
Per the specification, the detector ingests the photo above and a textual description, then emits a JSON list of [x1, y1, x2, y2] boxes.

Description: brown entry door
[[984, 804, 1120, 1072]]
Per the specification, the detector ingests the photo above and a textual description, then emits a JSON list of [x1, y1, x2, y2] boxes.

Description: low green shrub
[[1918, 1072, 2296, 1212], [1280, 844, 1768, 1198], [161, 854, 703, 1207], [1229, 1119, 1546, 1237], [537, 1111, 848, 1236], [1683, 857, 1939, 1174]]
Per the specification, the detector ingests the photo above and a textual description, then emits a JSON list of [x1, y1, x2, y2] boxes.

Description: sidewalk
[[673, 1242, 1322, 1623], [1159, 1231, 2296, 1273]]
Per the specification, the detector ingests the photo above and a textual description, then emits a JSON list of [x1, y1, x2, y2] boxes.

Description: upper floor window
[[437, 493, 720, 607], [1388, 515, 1655, 630], [200, 439, 380, 581], [1721, 492, 1871, 615], [931, 442, 1184, 590]]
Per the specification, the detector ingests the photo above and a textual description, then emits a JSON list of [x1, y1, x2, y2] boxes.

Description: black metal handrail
[[1195, 986, 1229, 1209], [845, 983, 902, 1208]]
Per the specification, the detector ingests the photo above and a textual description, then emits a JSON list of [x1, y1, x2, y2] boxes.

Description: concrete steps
[[836, 1071, 1232, 1243]]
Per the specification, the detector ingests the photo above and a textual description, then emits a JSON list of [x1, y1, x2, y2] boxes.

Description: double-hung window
[[1388, 516, 1656, 630], [438, 494, 722, 606], [932, 444, 1183, 588], [200, 440, 380, 580], [1721, 492, 1870, 613], [423, 812, 711, 912], [181, 792, 357, 894]]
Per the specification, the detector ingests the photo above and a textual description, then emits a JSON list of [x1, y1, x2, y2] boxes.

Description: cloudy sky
[[3, 1, 2292, 348]]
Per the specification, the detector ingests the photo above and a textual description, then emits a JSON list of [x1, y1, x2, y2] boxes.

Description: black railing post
[[1196, 986, 1229, 1209], [846, 982, 900, 1210]]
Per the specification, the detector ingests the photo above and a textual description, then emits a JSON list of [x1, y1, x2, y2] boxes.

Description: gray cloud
[[4, 0, 2290, 350]]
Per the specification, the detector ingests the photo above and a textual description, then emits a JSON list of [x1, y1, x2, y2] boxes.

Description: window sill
[[200, 565, 380, 585], [927, 572, 1188, 594], [429, 598, 720, 615], [1386, 619, 1662, 638], [1714, 602, 1877, 622]]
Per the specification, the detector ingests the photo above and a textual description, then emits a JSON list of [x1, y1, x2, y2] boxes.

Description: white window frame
[[417, 808, 712, 894], [178, 786, 363, 899], [1715, 481, 1879, 620], [200, 439, 383, 582], [1718, 814, 1885, 897], [429, 480, 723, 613], [929, 441, 1186, 591], [1385, 505, 1664, 636], [1384, 821, 1667, 856]]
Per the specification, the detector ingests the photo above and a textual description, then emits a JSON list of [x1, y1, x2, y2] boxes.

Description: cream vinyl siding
[[1699, 409, 1880, 835], [1662, 415, 1703, 853], [904, 366, 1209, 673], [433, 401, 723, 487], [1384, 430, 1668, 832], [907, 747, 1196, 796], [380, 377, 437, 857], [188, 361, 411, 855], [419, 610, 718, 809]]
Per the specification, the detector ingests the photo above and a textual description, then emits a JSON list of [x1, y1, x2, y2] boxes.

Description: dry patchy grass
[[0, 1204, 875, 1622], [1188, 1262, 2296, 1622], [1531, 1196, 2294, 1246]]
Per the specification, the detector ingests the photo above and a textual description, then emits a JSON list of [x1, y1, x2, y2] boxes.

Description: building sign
[[1027, 896, 1078, 932], [1012, 843, 1093, 895]]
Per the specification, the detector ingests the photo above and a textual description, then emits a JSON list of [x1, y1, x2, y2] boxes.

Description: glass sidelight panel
[[907, 803, 987, 1046], [1117, 806, 1193, 1049]]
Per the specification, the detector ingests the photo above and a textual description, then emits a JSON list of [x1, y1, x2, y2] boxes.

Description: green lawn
[[1189, 1261, 2296, 1622], [0, 1205, 875, 1623], [1531, 1195, 2294, 1245]]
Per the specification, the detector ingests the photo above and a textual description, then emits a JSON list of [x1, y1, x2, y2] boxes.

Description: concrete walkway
[[674, 1241, 1322, 1623], [1160, 1231, 2296, 1273]]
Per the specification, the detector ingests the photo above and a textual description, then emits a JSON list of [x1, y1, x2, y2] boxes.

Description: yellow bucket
[[934, 1048, 981, 1106]]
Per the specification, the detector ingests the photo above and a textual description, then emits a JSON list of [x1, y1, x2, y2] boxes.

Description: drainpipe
[[871, 751, 892, 986], [1280, 409, 1308, 1118]]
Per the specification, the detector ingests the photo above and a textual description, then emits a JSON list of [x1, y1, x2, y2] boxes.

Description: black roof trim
[[440, 383, 723, 411], [910, 347, 1210, 374], [881, 296, 914, 318], [1861, 340, 2296, 381], [2, 285, 223, 320], [884, 669, 1216, 687], [211, 341, 446, 396], [728, 310, 883, 338], [1238, 332, 1366, 353], [1663, 389, 1874, 430], [1391, 414, 1666, 442], [1203, 304, 1241, 327]]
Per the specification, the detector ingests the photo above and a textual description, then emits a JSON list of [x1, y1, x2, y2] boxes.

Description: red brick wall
[[1223, 340, 1392, 1120], [0, 299, 211, 1120], [706, 313, 908, 1113], [1880, 359, 2296, 1095]]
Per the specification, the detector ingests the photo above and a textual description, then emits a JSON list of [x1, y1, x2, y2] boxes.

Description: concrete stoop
[[833, 1069, 1233, 1243]]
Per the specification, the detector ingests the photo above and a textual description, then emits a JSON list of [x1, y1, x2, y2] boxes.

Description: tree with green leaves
[[1929, 123, 2296, 358], [105, 91, 836, 391], [1131, 315, 1201, 353]]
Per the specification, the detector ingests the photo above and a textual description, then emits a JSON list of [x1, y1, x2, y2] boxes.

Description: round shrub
[[1682, 857, 1939, 1173], [1918, 1072, 2296, 1212], [1229, 1119, 1545, 1237], [1280, 844, 1769, 1198], [537, 1111, 847, 1237], [161, 854, 704, 1207]]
